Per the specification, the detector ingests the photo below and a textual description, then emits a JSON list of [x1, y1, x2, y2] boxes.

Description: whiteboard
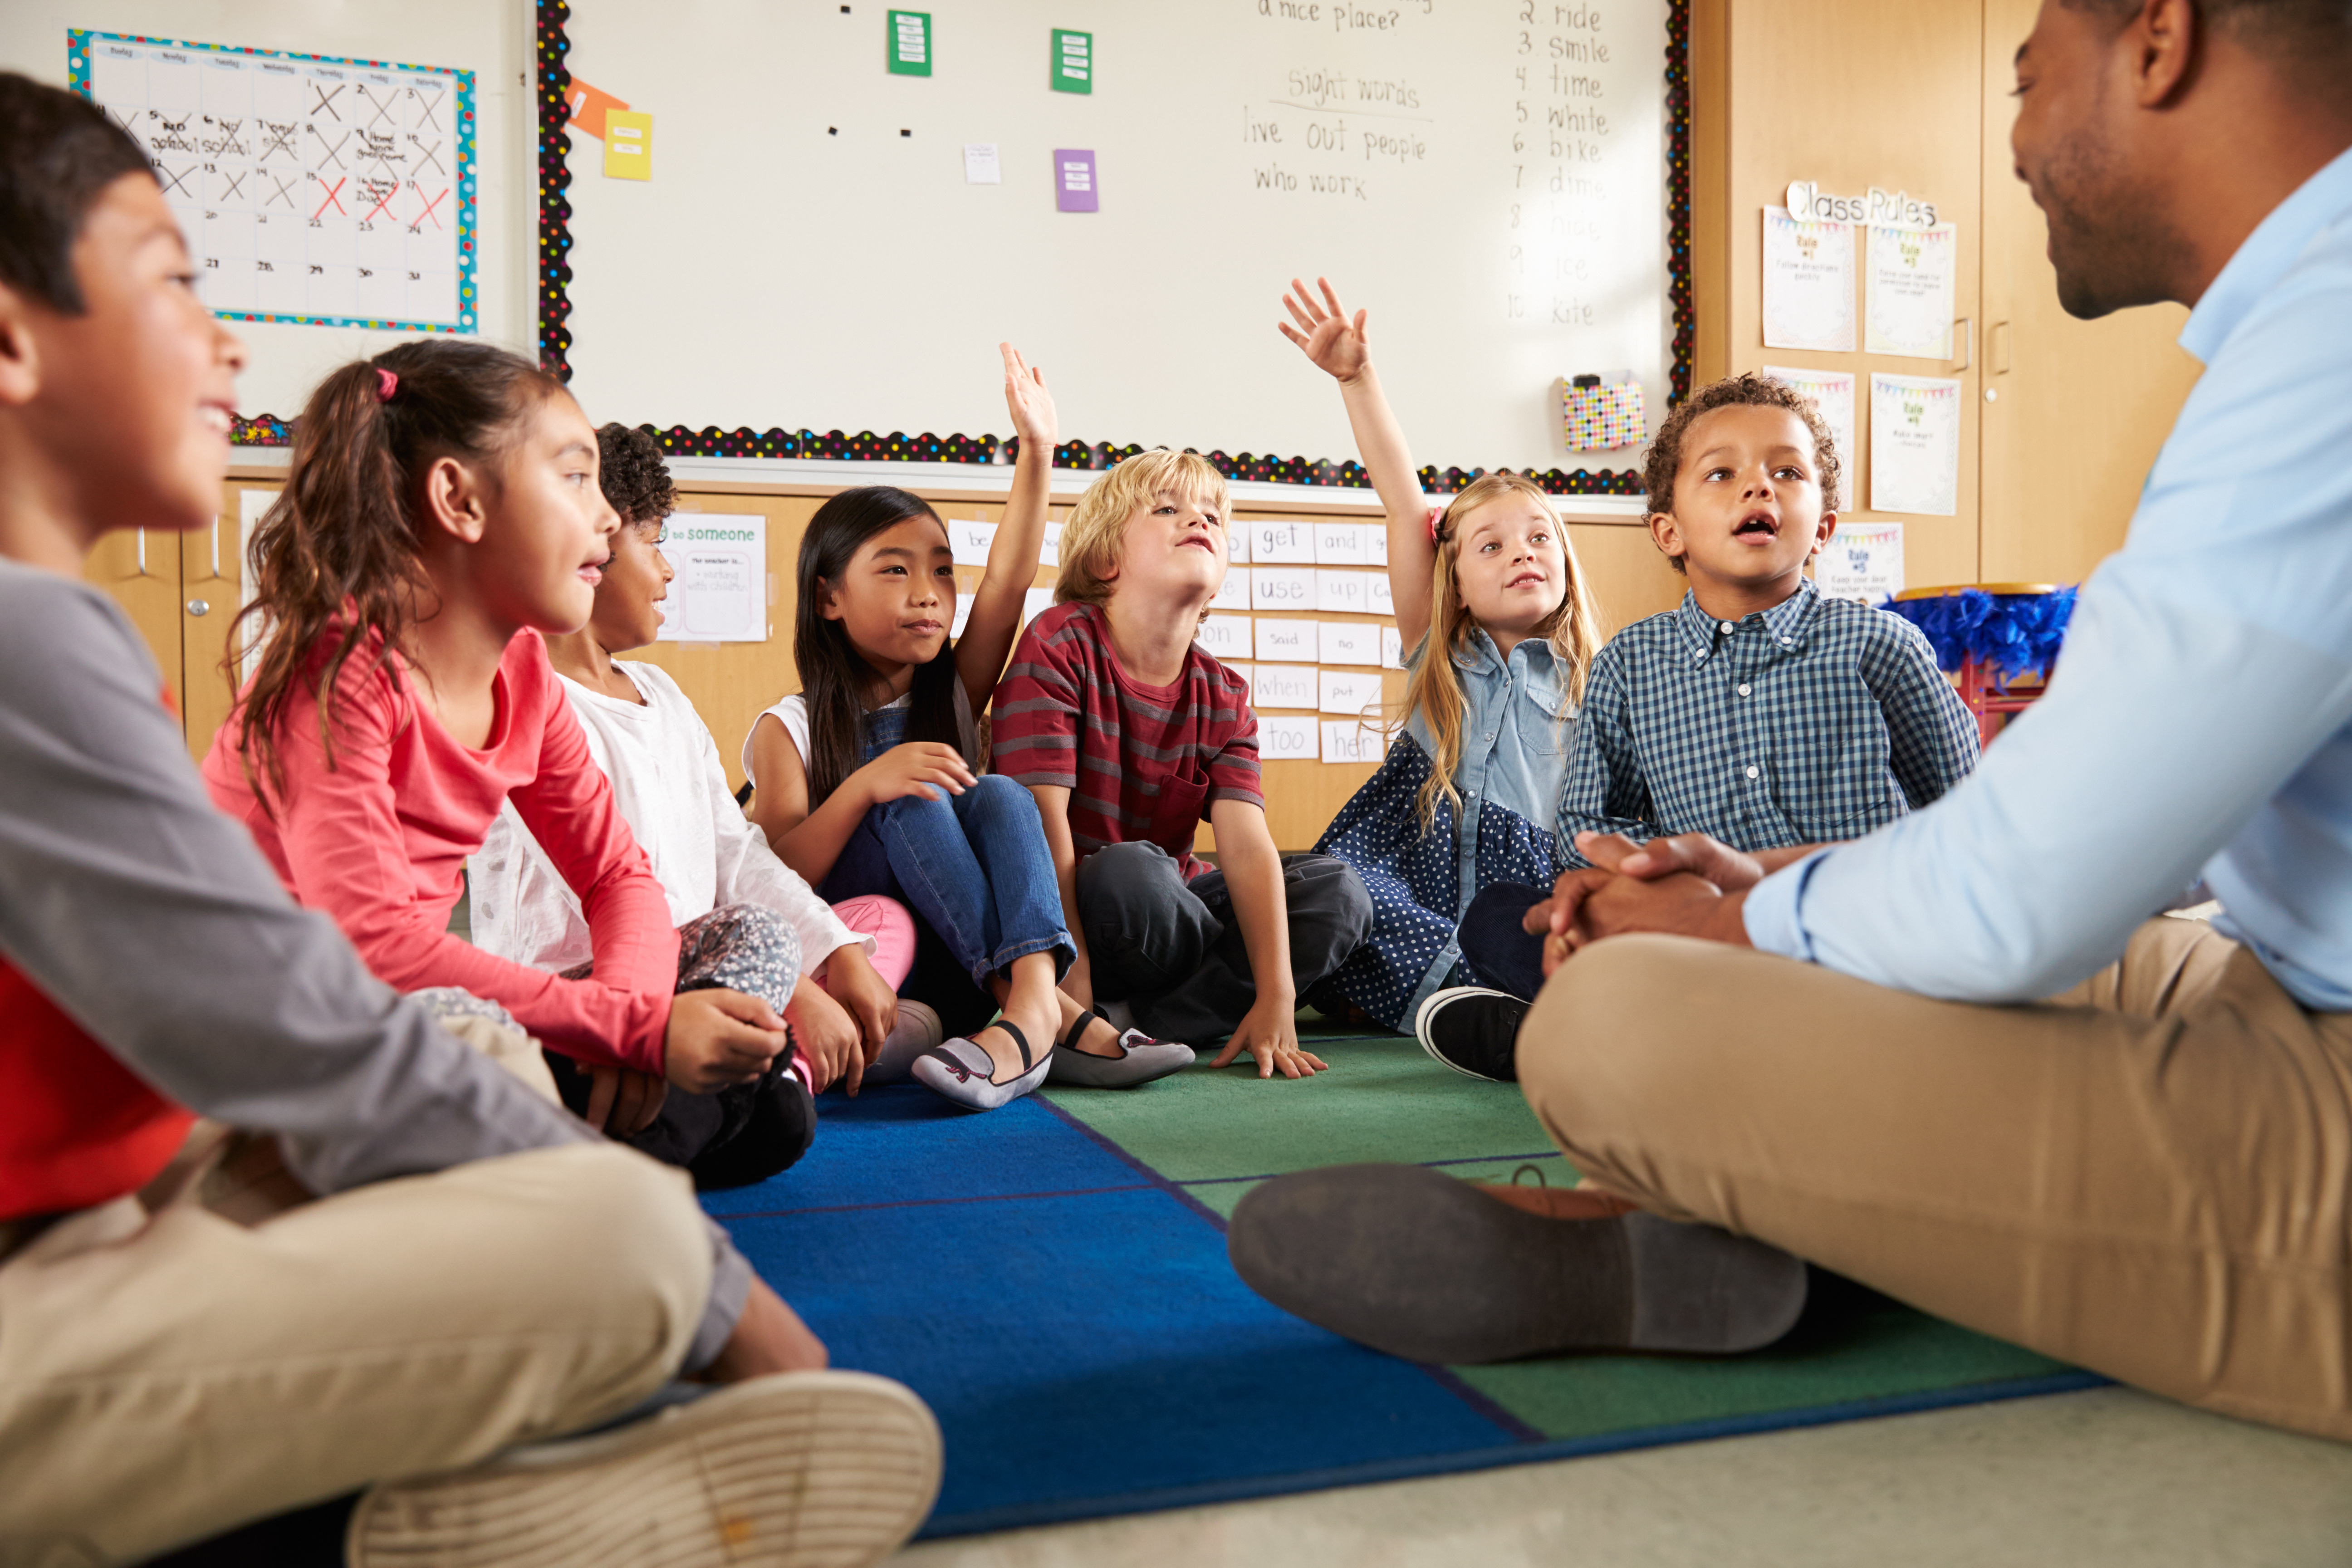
[[559, 0, 1674, 479]]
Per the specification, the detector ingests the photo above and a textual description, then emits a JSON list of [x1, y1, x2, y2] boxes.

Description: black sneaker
[[1414, 987, 1529, 1082]]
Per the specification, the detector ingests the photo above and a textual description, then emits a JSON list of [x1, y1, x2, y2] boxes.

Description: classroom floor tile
[[887, 1385, 2352, 1568]]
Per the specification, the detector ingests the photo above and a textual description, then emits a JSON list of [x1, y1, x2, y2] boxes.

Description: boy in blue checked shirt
[[1414, 373, 1978, 1079]]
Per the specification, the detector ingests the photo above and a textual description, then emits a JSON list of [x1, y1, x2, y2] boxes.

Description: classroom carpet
[[705, 1024, 2100, 1540]]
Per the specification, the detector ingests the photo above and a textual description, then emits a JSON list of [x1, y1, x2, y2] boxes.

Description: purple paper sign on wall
[[1054, 148, 1098, 213]]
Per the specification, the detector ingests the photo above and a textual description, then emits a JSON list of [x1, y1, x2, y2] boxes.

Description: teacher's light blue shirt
[[1744, 146, 2352, 1008]]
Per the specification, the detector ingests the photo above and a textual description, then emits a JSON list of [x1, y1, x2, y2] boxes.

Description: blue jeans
[[820, 774, 1073, 990]]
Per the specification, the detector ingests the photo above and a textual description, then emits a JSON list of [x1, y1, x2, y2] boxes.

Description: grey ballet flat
[[911, 1019, 1049, 1112], [1048, 1006, 1195, 1088], [862, 999, 944, 1085]]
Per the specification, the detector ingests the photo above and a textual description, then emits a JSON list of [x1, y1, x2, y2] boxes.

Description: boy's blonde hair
[[1401, 471, 1606, 830], [1055, 448, 1233, 615]]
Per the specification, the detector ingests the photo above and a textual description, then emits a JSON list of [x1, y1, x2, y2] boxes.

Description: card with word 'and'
[[1251, 520, 1315, 564], [1319, 669, 1384, 718], [1196, 613, 1251, 661], [949, 519, 996, 566], [1258, 714, 1318, 761], [1321, 720, 1387, 765], [1320, 621, 1380, 665], [1210, 569, 1251, 612], [1313, 522, 1370, 565], [1253, 664, 1317, 710], [1252, 567, 1317, 612], [1254, 617, 1316, 662]]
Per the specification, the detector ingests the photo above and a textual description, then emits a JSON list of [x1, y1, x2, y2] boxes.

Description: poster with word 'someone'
[[70, 30, 477, 333]]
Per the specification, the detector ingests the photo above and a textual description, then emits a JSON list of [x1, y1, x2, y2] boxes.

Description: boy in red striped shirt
[[993, 450, 1372, 1078]]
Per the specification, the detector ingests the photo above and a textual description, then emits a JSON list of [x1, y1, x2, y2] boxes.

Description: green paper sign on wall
[[1051, 29, 1092, 93], [888, 10, 932, 75]]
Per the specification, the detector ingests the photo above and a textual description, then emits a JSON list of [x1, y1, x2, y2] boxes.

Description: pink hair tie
[[374, 368, 398, 402], [1426, 505, 1445, 543]]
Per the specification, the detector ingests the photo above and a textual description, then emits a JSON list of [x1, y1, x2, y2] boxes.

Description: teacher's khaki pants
[[0, 1133, 714, 1566], [1519, 917, 2352, 1440]]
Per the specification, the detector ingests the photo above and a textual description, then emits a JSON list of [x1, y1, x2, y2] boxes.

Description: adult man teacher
[[1229, 0, 2352, 1441]]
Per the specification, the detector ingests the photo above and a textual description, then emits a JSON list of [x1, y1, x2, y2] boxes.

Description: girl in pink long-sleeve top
[[203, 339, 812, 1188]]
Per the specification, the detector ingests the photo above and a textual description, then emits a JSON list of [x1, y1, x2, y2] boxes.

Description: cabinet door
[[181, 483, 275, 764], [1978, 0, 2201, 586], [83, 526, 186, 730]]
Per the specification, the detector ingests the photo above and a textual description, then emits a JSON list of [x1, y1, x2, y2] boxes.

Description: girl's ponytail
[[230, 339, 563, 807]]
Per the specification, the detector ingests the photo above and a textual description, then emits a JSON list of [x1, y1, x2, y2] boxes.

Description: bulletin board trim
[[69, 28, 480, 338]]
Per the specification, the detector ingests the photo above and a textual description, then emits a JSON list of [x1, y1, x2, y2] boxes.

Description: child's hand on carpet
[[1212, 995, 1328, 1079], [786, 976, 866, 1095]]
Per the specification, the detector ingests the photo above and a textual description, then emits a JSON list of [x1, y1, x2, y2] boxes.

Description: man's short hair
[[596, 423, 678, 528], [0, 72, 154, 315], [2063, 0, 2352, 77]]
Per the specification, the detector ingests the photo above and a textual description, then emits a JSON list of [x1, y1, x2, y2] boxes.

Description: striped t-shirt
[[992, 601, 1262, 881]]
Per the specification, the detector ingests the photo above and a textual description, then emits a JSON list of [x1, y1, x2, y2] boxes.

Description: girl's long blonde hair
[[1399, 472, 1605, 830]]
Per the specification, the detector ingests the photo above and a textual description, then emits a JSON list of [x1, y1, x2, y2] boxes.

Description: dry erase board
[[549, 0, 1681, 486]]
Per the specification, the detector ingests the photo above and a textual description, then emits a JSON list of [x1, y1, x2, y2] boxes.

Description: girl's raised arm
[[1279, 277, 1436, 656], [956, 343, 1058, 712]]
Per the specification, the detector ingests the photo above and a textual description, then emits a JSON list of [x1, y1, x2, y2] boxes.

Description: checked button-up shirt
[[1556, 576, 1979, 868]]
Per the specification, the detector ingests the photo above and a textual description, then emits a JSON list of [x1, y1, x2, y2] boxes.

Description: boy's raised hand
[[1002, 342, 1058, 453], [1278, 276, 1371, 385], [1211, 993, 1329, 1080]]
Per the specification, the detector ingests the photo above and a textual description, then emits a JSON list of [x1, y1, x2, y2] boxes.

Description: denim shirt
[[1405, 626, 1577, 921]]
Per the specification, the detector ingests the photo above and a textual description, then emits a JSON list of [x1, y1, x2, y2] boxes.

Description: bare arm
[[1029, 783, 1094, 1006], [956, 344, 1059, 712], [1205, 797, 1327, 1078], [1280, 277, 1436, 653]]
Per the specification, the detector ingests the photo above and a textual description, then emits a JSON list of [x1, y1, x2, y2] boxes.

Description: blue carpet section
[[710, 1083, 1524, 1536]]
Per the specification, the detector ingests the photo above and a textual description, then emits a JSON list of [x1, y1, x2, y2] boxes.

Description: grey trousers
[[1075, 841, 1372, 1044]]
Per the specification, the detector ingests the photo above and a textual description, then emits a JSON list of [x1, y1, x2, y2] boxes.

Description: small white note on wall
[[1317, 569, 1374, 615], [1382, 625, 1405, 670], [1252, 566, 1318, 613], [1865, 221, 1958, 360], [1253, 663, 1317, 710], [1227, 529, 1252, 564], [1319, 621, 1380, 665], [1252, 521, 1315, 564], [1762, 206, 1858, 353], [1369, 528, 1389, 566], [1870, 374, 1962, 517], [1814, 522, 1903, 605], [949, 519, 997, 567], [1039, 521, 1064, 568], [964, 143, 1002, 184], [951, 598, 972, 638], [1022, 586, 1056, 625], [1321, 719, 1387, 765], [1313, 522, 1369, 565], [1211, 568, 1252, 612], [657, 512, 768, 642], [1367, 574, 1396, 617], [1254, 617, 1317, 663], [1196, 613, 1251, 660], [1319, 669, 1384, 718], [1259, 713, 1318, 761]]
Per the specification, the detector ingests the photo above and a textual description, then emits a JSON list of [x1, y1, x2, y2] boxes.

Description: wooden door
[[1725, 0, 1988, 591], [1977, 0, 2201, 586], [181, 483, 277, 764], [83, 526, 186, 729]]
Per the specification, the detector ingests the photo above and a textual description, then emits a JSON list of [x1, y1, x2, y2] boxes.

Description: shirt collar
[[1453, 625, 1556, 679], [2180, 144, 2352, 365], [1674, 578, 1820, 659]]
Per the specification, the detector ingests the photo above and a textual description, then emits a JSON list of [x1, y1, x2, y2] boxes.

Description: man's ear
[[418, 454, 490, 545], [0, 279, 45, 410], [2130, 0, 2199, 108]]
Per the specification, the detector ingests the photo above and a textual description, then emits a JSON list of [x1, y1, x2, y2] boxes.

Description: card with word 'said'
[[70, 30, 478, 333], [1051, 29, 1092, 93], [1561, 379, 1646, 451], [603, 110, 651, 180], [887, 11, 932, 75]]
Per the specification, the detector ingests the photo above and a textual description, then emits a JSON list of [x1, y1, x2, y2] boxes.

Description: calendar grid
[[69, 29, 478, 335]]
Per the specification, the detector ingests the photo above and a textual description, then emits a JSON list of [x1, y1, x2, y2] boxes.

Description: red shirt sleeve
[[990, 608, 1083, 789], [1204, 659, 1265, 809], [244, 640, 674, 1073]]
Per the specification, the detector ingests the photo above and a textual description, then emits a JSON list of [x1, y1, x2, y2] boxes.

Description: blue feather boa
[[1879, 587, 2079, 683]]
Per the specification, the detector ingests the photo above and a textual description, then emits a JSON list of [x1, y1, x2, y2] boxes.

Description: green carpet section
[[1043, 1036, 1556, 1181], [1048, 1029, 2078, 1446]]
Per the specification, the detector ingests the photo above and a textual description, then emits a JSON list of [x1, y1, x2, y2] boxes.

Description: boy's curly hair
[[1641, 373, 1843, 573], [597, 422, 678, 527]]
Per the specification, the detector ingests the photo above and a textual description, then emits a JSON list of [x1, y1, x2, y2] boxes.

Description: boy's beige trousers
[[0, 1018, 711, 1566], [1521, 917, 2352, 1440]]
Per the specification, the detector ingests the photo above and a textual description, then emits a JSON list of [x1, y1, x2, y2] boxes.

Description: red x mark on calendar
[[416, 187, 449, 230], [311, 177, 346, 220], [363, 184, 400, 225]]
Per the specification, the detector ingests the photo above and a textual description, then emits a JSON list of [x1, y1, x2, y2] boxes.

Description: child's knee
[[1291, 857, 1374, 945]]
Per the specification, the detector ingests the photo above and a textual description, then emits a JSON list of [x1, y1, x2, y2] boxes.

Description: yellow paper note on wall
[[603, 110, 652, 181]]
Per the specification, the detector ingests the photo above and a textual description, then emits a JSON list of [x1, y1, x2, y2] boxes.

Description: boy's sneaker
[[349, 1370, 940, 1568], [1413, 987, 1529, 1083]]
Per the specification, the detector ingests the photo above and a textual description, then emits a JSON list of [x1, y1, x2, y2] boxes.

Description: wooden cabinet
[[1691, 0, 2198, 588]]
